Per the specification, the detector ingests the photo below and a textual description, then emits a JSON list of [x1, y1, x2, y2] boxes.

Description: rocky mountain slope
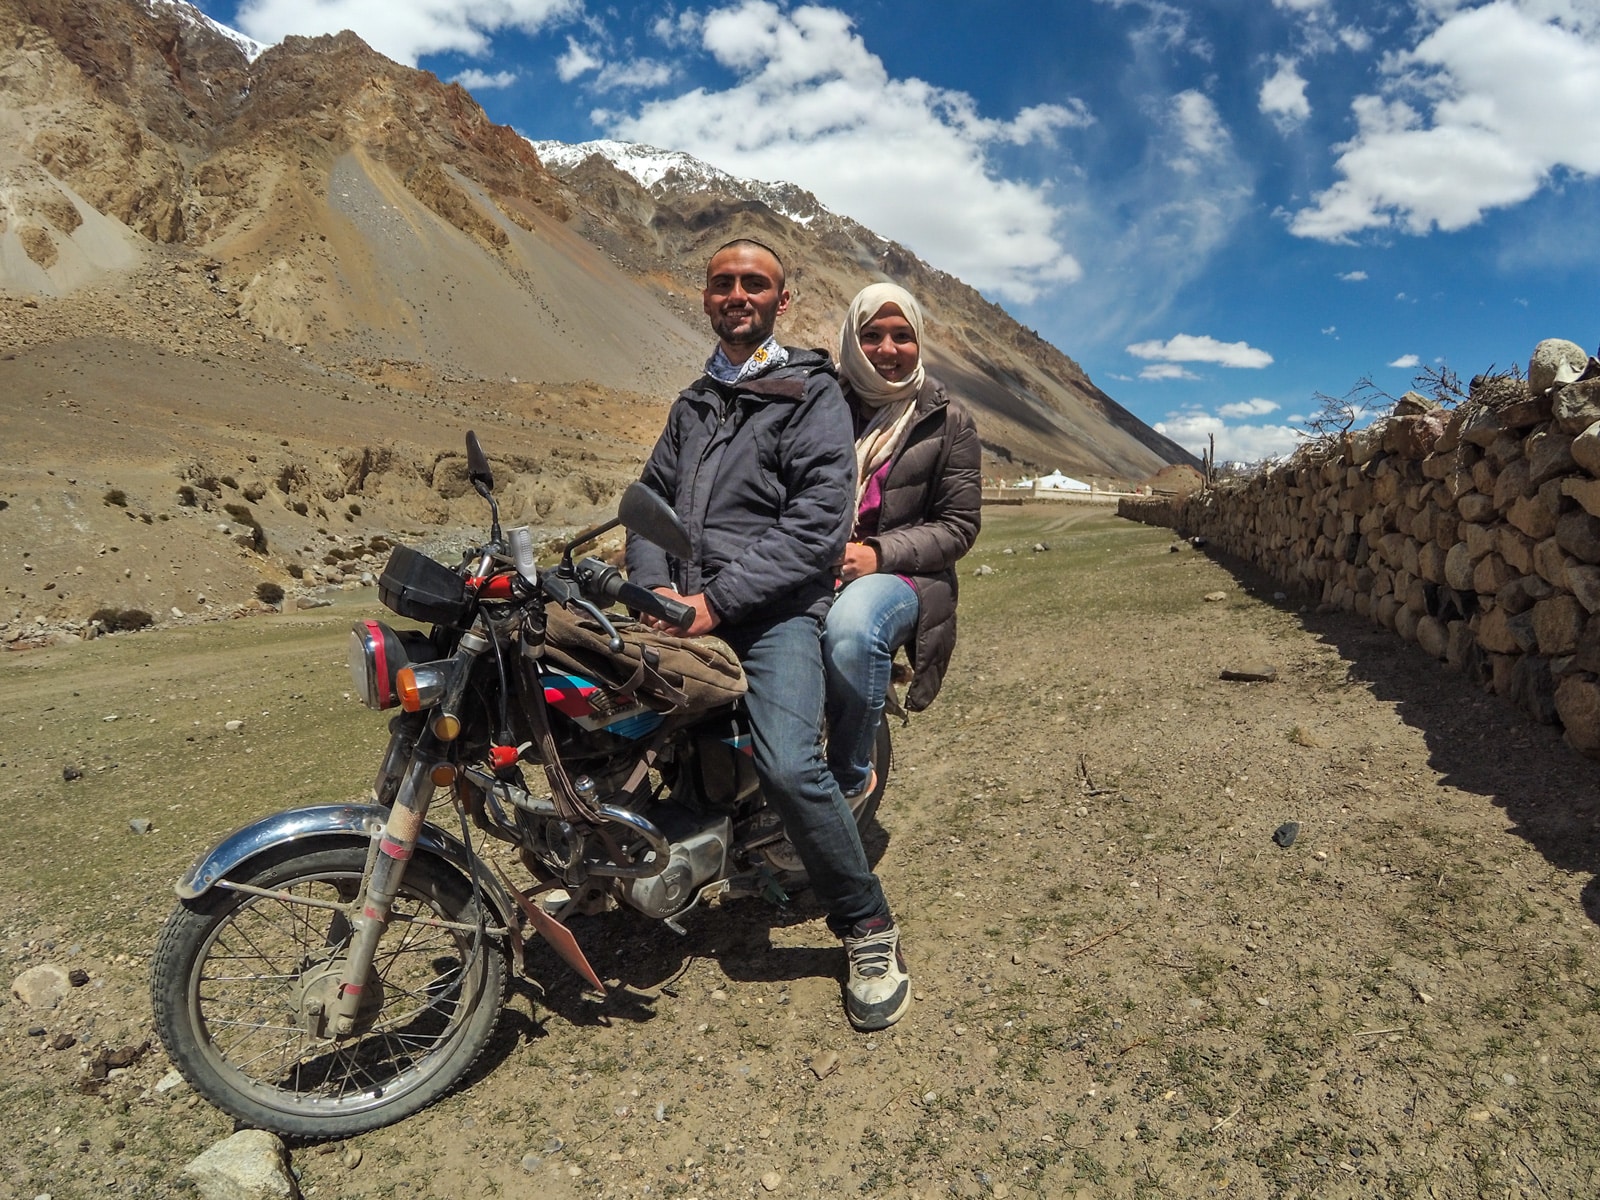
[[1, 0, 1192, 634], [534, 138, 1193, 479]]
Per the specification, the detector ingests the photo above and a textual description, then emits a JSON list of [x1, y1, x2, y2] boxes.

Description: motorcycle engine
[[621, 804, 732, 919]]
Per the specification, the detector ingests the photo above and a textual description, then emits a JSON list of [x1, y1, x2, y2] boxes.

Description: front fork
[[327, 629, 489, 1036]]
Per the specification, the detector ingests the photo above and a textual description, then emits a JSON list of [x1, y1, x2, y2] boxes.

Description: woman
[[825, 282, 982, 805]]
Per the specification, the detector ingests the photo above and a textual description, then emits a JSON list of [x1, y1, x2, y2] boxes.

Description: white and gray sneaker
[[842, 916, 910, 1031]]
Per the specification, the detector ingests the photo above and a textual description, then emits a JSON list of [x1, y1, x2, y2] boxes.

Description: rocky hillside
[[534, 138, 1193, 478], [0, 0, 1192, 635]]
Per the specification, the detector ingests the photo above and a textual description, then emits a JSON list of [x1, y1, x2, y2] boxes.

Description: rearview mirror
[[618, 482, 692, 560], [465, 430, 495, 494]]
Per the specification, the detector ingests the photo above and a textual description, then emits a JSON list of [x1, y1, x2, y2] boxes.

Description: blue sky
[[193, 0, 1600, 461]]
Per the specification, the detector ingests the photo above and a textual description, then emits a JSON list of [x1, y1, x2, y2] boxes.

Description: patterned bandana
[[706, 336, 788, 385]]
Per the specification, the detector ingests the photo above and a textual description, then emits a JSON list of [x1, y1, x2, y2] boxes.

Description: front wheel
[[150, 842, 507, 1137]]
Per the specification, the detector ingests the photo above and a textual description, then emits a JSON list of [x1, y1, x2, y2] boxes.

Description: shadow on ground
[[1201, 545, 1600, 924]]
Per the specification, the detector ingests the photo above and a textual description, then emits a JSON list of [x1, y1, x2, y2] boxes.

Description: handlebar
[[574, 558, 696, 630]]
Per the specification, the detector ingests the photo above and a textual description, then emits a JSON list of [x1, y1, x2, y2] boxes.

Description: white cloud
[[1153, 410, 1302, 462], [1126, 333, 1274, 369], [1219, 397, 1281, 418], [1291, 2, 1600, 240], [1259, 57, 1311, 129], [651, 10, 702, 47], [1337, 270, 1367, 281], [592, 59, 676, 92], [1270, 0, 1328, 10], [235, 0, 581, 66], [1170, 90, 1228, 173], [1321, 325, 1338, 336], [1139, 364, 1199, 381], [1338, 26, 1373, 53], [602, 0, 1091, 301], [1092, 0, 1209, 59], [556, 37, 602, 82], [1389, 353, 1422, 368], [453, 68, 517, 90]]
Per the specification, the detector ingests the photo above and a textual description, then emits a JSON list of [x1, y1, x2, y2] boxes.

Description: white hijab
[[838, 283, 927, 509], [838, 283, 927, 407]]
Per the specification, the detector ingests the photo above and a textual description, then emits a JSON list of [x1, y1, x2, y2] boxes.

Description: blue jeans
[[822, 574, 919, 796], [723, 613, 889, 935]]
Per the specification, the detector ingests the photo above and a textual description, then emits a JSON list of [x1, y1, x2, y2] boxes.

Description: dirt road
[[3, 506, 1599, 1199]]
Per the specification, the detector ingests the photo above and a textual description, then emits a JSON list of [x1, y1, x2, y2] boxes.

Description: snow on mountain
[[146, 0, 270, 62], [530, 139, 832, 229]]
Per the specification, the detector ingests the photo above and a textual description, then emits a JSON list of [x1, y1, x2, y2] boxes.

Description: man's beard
[[713, 308, 774, 347]]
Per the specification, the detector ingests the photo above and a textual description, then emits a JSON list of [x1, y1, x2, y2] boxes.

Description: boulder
[[183, 1130, 299, 1200], [12, 964, 70, 1009], [1465, 521, 1497, 563], [1416, 615, 1449, 660], [1534, 537, 1574, 588], [1529, 338, 1590, 395], [1458, 404, 1505, 448], [1445, 619, 1474, 667], [1574, 617, 1600, 675], [1557, 510, 1600, 564], [1555, 675, 1600, 755], [1573, 420, 1600, 477], [1497, 526, 1535, 574], [1457, 492, 1497, 524], [1394, 390, 1439, 416], [1487, 431, 1526, 470], [1569, 564, 1600, 614], [1527, 429, 1577, 486], [1533, 594, 1586, 656], [1506, 493, 1559, 541], [1471, 553, 1518, 596], [1496, 394, 1556, 432], [1509, 655, 1560, 724], [1562, 477, 1600, 519], [1396, 604, 1420, 642], [1476, 607, 1523, 654], [1493, 458, 1532, 510], [1554, 378, 1600, 436], [1444, 542, 1475, 590], [1418, 541, 1448, 584], [1509, 610, 1540, 653]]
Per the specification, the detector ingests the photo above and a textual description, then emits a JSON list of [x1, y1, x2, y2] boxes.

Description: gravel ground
[[3, 505, 1600, 1199]]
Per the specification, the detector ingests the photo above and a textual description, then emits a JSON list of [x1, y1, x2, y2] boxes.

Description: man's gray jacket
[[626, 348, 854, 628]]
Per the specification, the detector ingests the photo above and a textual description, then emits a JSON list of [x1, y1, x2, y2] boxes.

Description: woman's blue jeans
[[823, 573, 919, 796], [722, 613, 889, 935]]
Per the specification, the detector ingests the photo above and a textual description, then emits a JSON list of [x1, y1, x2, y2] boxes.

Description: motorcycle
[[149, 431, 888, 1137]]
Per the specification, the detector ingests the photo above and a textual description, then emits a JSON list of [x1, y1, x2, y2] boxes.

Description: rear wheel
[[150, 843, 507, 1137], [846, 715, 892, 829], [759, 716, 891, 877]]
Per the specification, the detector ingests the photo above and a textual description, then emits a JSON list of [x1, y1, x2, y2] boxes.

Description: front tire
[[150, 842, 507, 1137]]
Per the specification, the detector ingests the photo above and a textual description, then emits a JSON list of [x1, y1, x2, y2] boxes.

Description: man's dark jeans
[[723, 612, 889, 936]]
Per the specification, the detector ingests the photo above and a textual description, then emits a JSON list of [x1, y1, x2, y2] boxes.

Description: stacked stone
[[1120, 338, 1600, 759]]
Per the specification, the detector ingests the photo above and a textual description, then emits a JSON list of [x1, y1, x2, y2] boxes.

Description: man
[[626, 238, 909, 1032]]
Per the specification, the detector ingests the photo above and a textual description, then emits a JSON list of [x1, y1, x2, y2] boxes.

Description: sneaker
[[842, 916, 910, 1031]]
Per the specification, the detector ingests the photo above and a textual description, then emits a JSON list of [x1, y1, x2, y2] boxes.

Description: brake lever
[[572, 598, 624, 653]]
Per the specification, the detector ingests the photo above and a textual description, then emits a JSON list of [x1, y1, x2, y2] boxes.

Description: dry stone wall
[[1121, 340, 1600, 761]]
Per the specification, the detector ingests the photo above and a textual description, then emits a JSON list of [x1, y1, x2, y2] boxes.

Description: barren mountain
[[1, 0, 1192, 633]]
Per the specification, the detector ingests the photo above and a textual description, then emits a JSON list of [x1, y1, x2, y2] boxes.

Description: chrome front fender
[[173, 803, 521, 932]]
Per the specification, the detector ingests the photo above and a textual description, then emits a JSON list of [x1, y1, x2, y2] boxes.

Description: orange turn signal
[[397, 667, 422, 712]]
